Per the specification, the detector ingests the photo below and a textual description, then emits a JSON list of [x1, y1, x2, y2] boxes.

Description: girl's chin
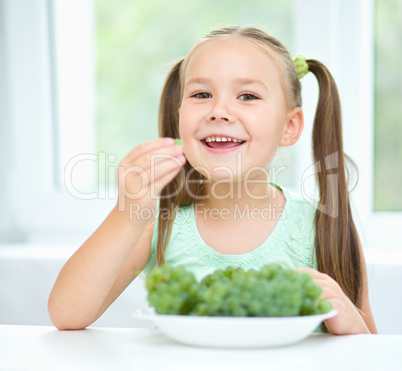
[[196, 173, 251, 185]]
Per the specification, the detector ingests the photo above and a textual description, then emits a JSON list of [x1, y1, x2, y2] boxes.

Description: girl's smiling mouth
[[201, 135, 246, 153]]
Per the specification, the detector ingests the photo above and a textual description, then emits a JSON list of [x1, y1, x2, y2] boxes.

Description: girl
[[48, 26, 377, 335]]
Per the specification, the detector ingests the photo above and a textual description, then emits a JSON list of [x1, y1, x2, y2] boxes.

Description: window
[[373, 0, 402, 211]]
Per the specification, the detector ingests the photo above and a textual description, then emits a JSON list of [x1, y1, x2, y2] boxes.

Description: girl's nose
[[207, 100, 236, 123]]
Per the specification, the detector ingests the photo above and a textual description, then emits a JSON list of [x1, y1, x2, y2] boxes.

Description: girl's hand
[[116, 137, 186, 219], [297, 267, 370, 335]]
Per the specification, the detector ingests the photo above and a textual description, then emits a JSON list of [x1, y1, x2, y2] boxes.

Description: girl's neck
[[198, 179, 283, 211]]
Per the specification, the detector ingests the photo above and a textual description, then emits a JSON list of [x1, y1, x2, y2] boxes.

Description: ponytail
[[308, 59, 362, 309], [156, 59, 205, 266], [155, 59, 183, 266]]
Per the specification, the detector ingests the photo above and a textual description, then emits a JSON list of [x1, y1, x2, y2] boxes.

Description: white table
[[1, 325, 401, 371]]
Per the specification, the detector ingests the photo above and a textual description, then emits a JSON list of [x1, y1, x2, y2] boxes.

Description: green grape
[[173, 138, 183, 147], [145, 263, 332, 317], [317, 298, 333, 314], [304, 280, 323, 299], [257, 263, 282, 279], [146, 264, 198, 314], [248, 300, 262, 316]]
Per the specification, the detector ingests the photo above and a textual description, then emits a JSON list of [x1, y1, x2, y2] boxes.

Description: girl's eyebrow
[[185, 77, 268, 90], [235, 78, 269, 90], [185, 77, 211, 86]]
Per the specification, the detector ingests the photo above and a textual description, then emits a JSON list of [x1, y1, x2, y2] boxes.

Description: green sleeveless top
[[143, 184, 318, 282]]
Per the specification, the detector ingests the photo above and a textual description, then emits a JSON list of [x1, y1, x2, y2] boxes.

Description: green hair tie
[[293, 54, 309, 79]]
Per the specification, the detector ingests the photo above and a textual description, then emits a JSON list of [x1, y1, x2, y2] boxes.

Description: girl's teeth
[[204, 136, 244, 143]]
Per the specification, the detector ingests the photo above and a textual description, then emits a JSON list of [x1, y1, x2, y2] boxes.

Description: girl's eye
[[193, 92, 212, 99], [238, 93, 258, 101]]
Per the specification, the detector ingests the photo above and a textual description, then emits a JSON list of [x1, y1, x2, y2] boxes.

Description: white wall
[[0, 245, 153, 329], [0, 244, 401, 334], [365, 248, 402, 334]]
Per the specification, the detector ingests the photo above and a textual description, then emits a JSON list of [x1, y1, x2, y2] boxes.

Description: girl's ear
[[279, 107, 304, 147]]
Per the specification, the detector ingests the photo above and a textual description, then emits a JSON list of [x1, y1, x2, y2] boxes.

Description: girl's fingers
[[320, 286, 338, 301], [298, 267, 365, 334], [297, 267, 323, 277], [296, 267, 315, 276], [297, 268, 335, 286], [297, 267, 345, 298], [117, 138, 185, 209], [123, 137, 175, 164], [119, 154, 186, 198], [145, 155, 186, 186], [120, 141, 184, 177], [132, 145, 184, 172], [151, 157, 187, 196]]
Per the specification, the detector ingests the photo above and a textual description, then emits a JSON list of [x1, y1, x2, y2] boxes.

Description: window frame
[[0, 0, 114, 243], [0, 0, 400, 247]]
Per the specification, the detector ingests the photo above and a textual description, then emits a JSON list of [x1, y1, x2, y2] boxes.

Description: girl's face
[[179, 37, 295, 183]]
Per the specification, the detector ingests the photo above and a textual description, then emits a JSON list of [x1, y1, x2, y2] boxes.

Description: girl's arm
[[48, 138, 185, 330], [92, 220, 156, 324], [48, 208, 152, 330], [298, 243, 378, 335], [358, 247, 378, 333]]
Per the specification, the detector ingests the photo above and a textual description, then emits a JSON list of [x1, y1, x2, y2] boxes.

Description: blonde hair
[[156, 26, 363, 315]]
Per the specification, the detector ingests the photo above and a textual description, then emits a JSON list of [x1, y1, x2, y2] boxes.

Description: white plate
[[132, 308, 337, 348]]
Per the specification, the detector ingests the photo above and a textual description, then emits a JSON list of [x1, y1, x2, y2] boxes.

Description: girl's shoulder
[[271, 182, 318, 217]]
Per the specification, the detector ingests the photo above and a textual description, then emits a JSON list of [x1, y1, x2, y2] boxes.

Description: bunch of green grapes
[[298, 271, 333, 315], [192, 264, 331, 316], [146, 264, 199, 314], [145, 264, 332, 316]]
